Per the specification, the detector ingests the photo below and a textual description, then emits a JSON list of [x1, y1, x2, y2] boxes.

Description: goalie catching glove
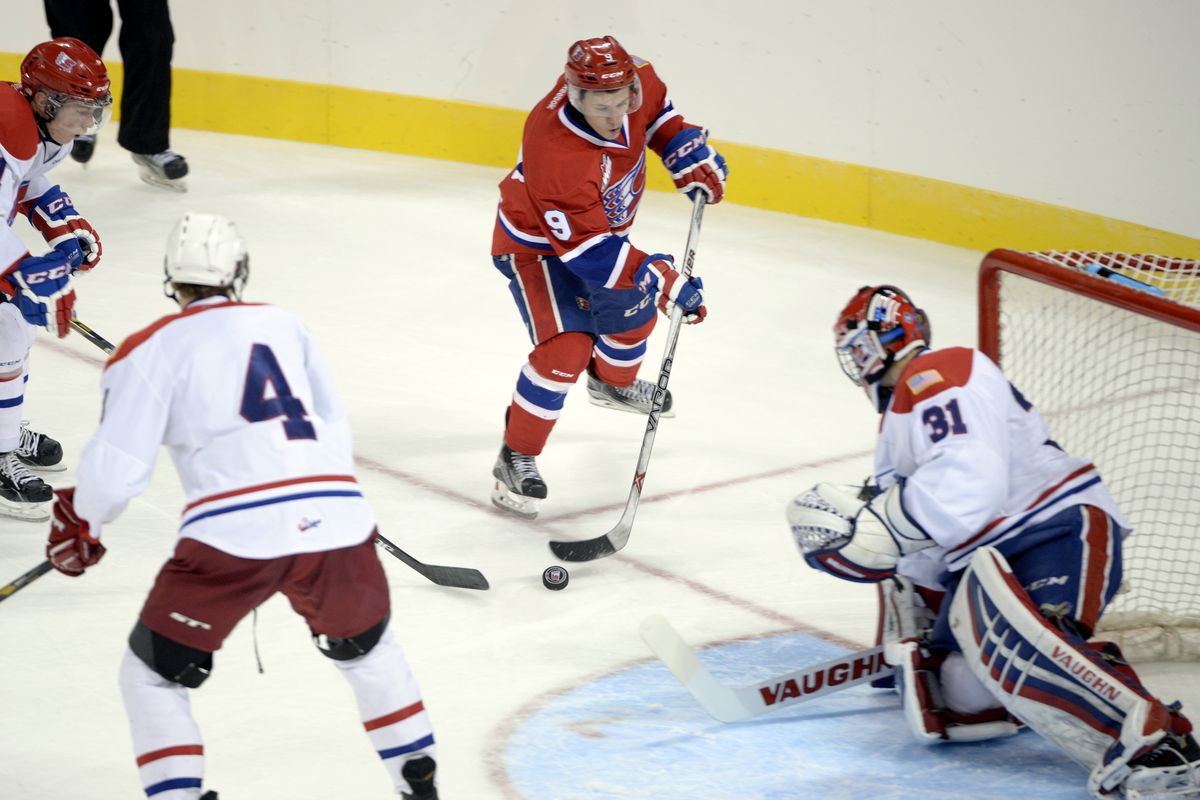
[[787, 481, 935, 582]]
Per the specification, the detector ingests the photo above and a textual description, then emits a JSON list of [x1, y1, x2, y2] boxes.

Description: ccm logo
[[44, 197, 73, 214], [600, 71, 625, 79], [623, 293, 652, 317], [24, 264, 73, 283], [664, 137, 705, 169]]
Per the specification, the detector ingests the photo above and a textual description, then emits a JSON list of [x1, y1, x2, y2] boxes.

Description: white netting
[[991, 250, 1200, 661]]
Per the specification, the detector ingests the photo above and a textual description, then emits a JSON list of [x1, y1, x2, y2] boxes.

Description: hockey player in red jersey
[[45, 213, 439, 800], [788, 285, 1200, 799], [0, 37, 112, 521], [490, 35, 728, 518]]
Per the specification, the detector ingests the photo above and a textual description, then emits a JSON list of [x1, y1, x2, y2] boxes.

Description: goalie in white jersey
[[788, 285, 1200, 799], [44, 213, 438, 800]]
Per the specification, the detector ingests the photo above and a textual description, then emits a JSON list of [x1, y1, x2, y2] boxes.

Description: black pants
[[44, 0, 175, 154]]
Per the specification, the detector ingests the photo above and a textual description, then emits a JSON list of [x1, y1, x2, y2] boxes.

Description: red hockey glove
[[47, 487, 105, 577], [25, 185, 103, 270], [661, 127, 728, 205], [634, 254, 707, 324]]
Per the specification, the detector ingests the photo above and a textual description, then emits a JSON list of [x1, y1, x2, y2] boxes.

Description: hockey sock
[[118, 648, 207, 800], [590, 319, 654, 387], [332, 628, 436, 795], [504, 332, 590, 455]]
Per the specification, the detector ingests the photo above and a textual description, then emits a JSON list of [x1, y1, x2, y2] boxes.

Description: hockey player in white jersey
[[0, 37, 112, 520], [788, 285, 1200, 799], [44, 213, 439, 800]]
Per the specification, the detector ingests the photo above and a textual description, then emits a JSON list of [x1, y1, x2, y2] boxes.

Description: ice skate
[[199, 791, 218, 800], [0, 451, 53, 522], [491, 444, 547, 520], [1120, 730, 1200, 799], [132, 150, 189, 192], [586, 371, 674, 417], [70, 134, 96, 165], [16, 424, 65, 472], [400, 755, 438, 799]]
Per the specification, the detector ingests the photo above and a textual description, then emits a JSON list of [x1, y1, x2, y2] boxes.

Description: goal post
[[978, 249, 1200, 661]]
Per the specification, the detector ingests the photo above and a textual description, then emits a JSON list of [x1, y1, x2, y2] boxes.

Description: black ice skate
[[400, 755, 438, 799], [71, 134, 96, 164], [0, 451, 53, 522], [132, 150, 189, 192], [586, 372, 674, 418], [491, 444, 547, 520], [199, 791, 219, 800], [16, 424, 65, 472], [1121, 730, 1200, 798]]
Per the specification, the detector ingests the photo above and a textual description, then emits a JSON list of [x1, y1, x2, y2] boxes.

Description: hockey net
[[979, 249, 1200, 662]]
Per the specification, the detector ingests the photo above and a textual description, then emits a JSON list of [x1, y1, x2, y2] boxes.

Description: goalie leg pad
[[890, 639, 1021, 744], [949, 547, 1173, 795]]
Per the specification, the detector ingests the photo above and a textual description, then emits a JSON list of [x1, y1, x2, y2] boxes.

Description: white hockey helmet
[[163, 212, 249, 299]]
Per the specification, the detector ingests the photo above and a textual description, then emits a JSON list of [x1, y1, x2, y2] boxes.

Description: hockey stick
[[71, 318, 116, 355], [0, 560, 54, 604], [639, 614, 891, 722], [374, 532, 489, 590], [548, 194, 706, 562]]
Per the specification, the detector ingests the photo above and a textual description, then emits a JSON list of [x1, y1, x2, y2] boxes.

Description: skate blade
[[137, 170, 188, 193], [585, 392, 676, 419], [18, 460, 67, 473], [491, 481, 540, 519], [0, 497, 51, 522]]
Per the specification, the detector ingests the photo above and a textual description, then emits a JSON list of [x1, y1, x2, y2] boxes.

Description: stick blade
[[417, 564, 490, 591], [639, 614, 758, 723], [548, 521, 632, 562]]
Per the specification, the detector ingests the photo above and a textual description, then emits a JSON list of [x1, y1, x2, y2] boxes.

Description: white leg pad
[[949, 547, 1171, 796]]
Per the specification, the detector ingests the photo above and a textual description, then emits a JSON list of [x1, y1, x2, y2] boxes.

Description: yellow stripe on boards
[[3, 52, 1196, 258]]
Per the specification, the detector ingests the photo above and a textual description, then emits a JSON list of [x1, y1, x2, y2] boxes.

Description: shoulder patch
[[890, 347, 975, 413], [905, 368, 944, 396]]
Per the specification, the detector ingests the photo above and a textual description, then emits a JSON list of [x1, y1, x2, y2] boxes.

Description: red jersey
[[491, 57, 694, 289]]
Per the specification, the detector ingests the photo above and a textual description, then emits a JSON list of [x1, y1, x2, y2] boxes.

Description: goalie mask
[[563, 35, 643, 117], [834, 285, 930, 412], [163, 212, 249, 301]]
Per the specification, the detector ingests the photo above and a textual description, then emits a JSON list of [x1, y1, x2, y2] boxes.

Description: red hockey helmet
[[20, 37, 112, 133], [834, 285, 931, 410], [564, 36, 642, 114]]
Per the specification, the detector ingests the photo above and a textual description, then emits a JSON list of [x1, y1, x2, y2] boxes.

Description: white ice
[[0, 127, 1195, 799]]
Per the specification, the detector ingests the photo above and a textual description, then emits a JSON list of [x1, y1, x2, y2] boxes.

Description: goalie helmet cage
[[978, 249, 1200, 662]]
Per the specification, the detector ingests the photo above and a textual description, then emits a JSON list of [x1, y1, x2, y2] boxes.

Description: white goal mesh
[[979, 250, 1200, 661]]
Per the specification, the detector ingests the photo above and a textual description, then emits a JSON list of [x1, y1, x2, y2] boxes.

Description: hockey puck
[[542, 565, 569, 591]]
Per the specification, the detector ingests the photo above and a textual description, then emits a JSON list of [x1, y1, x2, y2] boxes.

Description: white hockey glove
[[787, 482, 935, 583]]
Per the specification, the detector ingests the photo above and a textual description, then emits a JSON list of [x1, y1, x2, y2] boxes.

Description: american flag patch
[[906, 369, 944, 395]]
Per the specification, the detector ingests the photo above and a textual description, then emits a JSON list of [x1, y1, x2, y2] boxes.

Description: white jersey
[[1, 83, 72, 274], [875, 347, 1128, 583], [73, 297, 376, 559]]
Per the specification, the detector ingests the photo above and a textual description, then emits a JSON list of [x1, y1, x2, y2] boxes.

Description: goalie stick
[[548, 194, 706, 562], [71, 318, 116, 355], [374, 532, 489, 590], [0, 560, 54, 605], [639, 614, 891, 722]]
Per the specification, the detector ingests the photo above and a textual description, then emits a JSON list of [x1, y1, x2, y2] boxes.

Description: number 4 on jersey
[[240, 343, 316, 440]]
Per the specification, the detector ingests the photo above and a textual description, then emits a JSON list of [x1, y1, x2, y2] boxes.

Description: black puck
[[542, 565, 569, 590]]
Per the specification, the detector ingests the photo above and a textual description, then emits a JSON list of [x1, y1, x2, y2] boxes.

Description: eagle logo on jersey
[[602, 151, 645, 228]]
